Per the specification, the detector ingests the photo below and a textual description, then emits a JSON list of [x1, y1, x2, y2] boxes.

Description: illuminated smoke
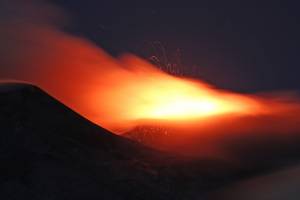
[[0, 0, 300, 144]]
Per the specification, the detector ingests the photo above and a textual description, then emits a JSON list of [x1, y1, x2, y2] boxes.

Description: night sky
[[52, 0, 300, 93]]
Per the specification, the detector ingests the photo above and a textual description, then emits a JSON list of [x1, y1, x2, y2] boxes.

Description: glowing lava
[[124, 79, 260, 120], [81, 54, 264, 132], [0, 0, 282, 133]]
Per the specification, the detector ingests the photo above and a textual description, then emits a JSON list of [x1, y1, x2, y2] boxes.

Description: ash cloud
[[1, 0, 300, 164]]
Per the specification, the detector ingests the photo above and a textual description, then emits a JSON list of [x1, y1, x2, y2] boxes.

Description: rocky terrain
[[1, 83, 300, 199], [0, 83, 242, 200]]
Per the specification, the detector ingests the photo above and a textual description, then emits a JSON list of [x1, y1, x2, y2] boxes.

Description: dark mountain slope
[[0, 83, 238, 200], [125, 121, 300, 171]]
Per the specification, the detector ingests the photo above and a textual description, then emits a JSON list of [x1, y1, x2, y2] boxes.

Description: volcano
[[0, 82, 241, 200], [2, 82, 300, 200]]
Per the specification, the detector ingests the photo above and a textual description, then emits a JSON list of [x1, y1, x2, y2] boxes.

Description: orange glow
[[33, 49, 265, 133], [88, 57, 263, 127], [3, 0, 300, 161], [2, 19, 299, 135]]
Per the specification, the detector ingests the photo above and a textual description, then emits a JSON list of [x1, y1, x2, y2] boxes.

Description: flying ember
[[2, 12, 293, 134]]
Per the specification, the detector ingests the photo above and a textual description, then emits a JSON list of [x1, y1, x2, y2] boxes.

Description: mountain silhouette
[[2, 83, 300, 199], [0, 83, 242, 200]]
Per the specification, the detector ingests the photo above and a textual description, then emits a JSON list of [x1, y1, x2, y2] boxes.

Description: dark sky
[[52, 0, 300, 93]]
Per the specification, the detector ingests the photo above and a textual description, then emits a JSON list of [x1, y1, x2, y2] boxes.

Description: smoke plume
[[1, 0, 300, 161]]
